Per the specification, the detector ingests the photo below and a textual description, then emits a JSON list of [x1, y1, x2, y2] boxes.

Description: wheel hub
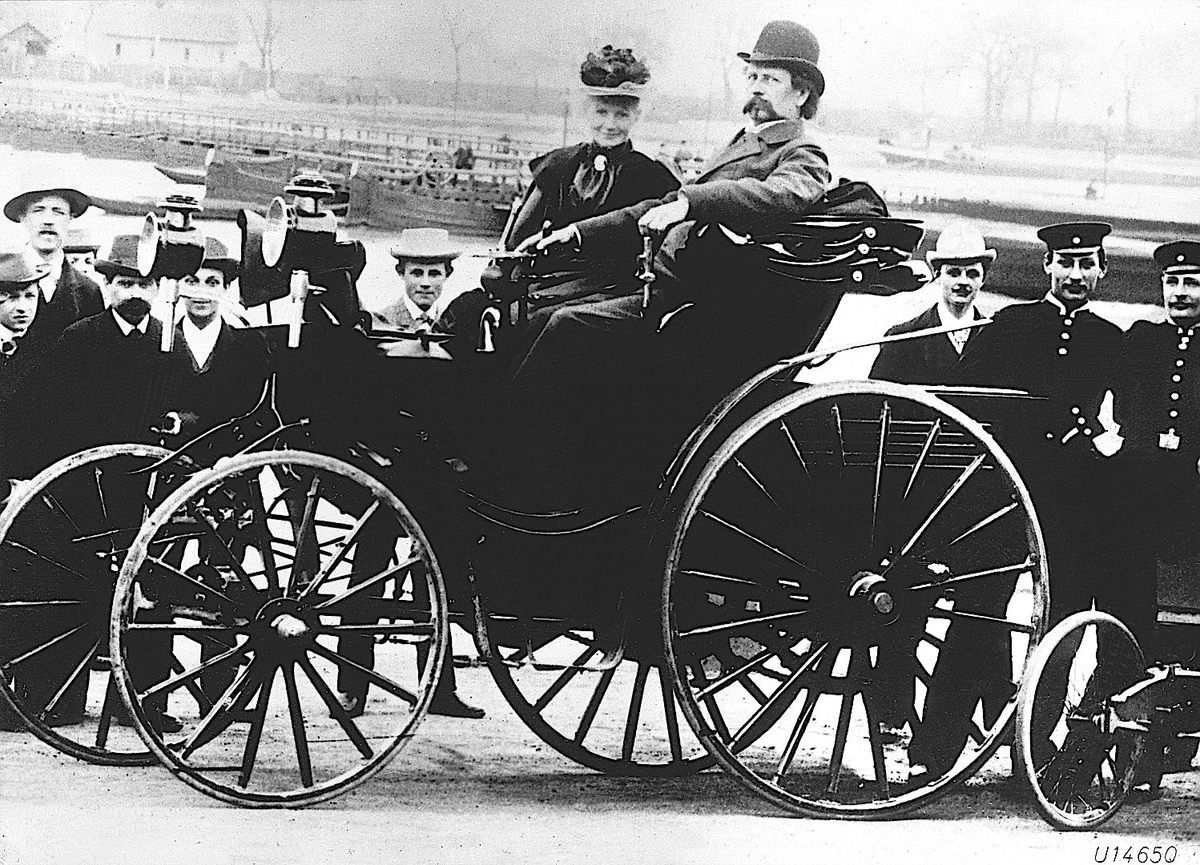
[[271, 613, 310, 640], [846, 571, 900, 626]]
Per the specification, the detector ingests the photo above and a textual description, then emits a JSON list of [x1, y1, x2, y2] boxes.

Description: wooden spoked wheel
[[662, 381, 1049, 817], [482, 612, 713, 776], [110, 450, 448, 807], [1015, 611, 1147, 830], [0, 444, 189, 764]]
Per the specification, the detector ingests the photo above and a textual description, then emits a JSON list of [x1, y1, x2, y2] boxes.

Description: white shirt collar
[[39, 250, 64, 303], [0, 322, 17, 344], [1044, 291, 1087, 316], [745, 118, 787, 136], [182, 315, 222, 367], [112, 309, 149, 335], [936, 299, 975, 353], [402, 293, 442, 326]]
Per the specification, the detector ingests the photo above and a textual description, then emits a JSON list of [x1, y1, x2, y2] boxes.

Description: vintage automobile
[[0, 174, 1057, 816]]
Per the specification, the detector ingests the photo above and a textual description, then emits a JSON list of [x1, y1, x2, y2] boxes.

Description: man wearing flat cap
[[871, 221, 992, 384], [4, 186, 104, 354], [506, 20, 833, 506]]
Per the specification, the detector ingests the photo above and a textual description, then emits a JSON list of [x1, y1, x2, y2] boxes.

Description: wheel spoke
[[698, 510, 824, 578], [3, 540, 94, 584], [93, 467, 111, 526], [871, 400, 891, 545], [907, 557, 1035, 591], [896, 453, 986, 558], [3, 622, 90, 668], [95, 675, 121, 748], [247, 477, 283, 599], [39, 635, 102, 722], [168, 656, 216, 716], [902, 418, 941, 500], [657, 664, 684, 763], [281, 663, 313, 787], [140, 644, 249, 701], [678, 608, 809, 639], [285, 476, 322, 597], [297, 654, 374, 759], [238, 665, 277, 788], [779, 419, 811, 479], [307, 641, 418, 705], [318, 622, 434, 637], [183, 502, 262, 599], [43, 492, 83, 533], [830, 403, 846, 467], [694, 643, 795, 700], [298, 501, 382, 600], [621, 663, 650, 761], [729, 642, 828, 751], [918, 500, 1022, 559], [734, 457, 780, 509], [0, 600, 85, 608], [928, 607, 1035, 634], [771, 684, 820, 783], [826, 652, 856, 794], [532, 646, 596, 712], [573, 666, 617, 745], [143, 557, 244, 614], [311, 555, 421, 612], [177, 663, 260, 759], [854, 650, 890, 799], [127, 623, 247, 635]]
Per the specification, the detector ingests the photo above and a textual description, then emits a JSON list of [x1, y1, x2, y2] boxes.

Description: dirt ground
[[0, 654, 1197, 865]]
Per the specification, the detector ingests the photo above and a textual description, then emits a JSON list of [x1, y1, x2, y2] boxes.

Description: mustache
[[114, 297, 151, 318], [742, 95, 783, 120]]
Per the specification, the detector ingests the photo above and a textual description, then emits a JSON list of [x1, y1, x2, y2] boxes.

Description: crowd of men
[[0, 17, 1197, 773]]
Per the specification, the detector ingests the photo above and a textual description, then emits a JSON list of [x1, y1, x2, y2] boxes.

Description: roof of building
[[0, 23, 52, 46], [104, 8, 237, 45]]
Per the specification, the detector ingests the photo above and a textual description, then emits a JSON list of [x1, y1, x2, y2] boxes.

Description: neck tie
[[0, 338, 15, 358]]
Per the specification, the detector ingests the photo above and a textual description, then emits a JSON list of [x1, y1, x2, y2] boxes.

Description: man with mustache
[[4, 187, 103, 354], [504, 20, 831, 507]]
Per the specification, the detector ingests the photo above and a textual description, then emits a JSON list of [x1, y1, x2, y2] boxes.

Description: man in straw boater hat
[[4, 185, 103, 352], [870, 221, 992, 384], [506, 20, 832, 507], [913, 223, 1124, 778]]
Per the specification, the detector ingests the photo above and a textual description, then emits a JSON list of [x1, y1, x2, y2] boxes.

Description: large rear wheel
[[663, 381, 1049, 817], [110, 450, 448, 807]]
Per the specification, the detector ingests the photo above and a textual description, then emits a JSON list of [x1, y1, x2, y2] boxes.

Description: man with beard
[[504, 20, 831, 508], [870, 222, 992, 384], [38, 234, 169, 462], [4, 187, 103, 354]]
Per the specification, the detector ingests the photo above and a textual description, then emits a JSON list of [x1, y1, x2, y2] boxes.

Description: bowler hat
[[1037, 222, 1111, 254], [390, 228, 461, 263], [0, 248, 50, 286], [927, 222, 996, 268], [93, 235, 144, 279], [738, 20, 825, 96], [200, 236, 239, 282], [1153, 240, 1200, 273], [4, 187, 91, 222]]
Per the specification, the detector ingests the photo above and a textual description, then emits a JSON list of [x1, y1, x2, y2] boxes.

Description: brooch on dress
[[593, 154, 608, 172]]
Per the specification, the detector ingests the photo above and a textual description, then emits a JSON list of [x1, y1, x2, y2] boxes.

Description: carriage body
[[0, 197, 1065, 815]]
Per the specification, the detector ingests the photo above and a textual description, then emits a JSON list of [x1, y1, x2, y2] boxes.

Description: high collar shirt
[[402, 294, 443, 329], [112, 309, 150, 336], [1044, 290, 1089, 317], [182, 316, 222, 368], [936, 299, 977, 355], [38, 251, 65, 303]]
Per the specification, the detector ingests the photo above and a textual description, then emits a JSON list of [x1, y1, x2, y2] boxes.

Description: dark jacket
[[577, 119, 831, 256], [167, 320, 273, 436], [1113, 319, 1200, 468], [20, 261, 104, 353], [870, 304, 982, 385], [956, 299, 1122, 450]]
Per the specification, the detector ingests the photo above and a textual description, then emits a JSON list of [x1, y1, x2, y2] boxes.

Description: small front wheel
[[1015, 610, 1147, 830]]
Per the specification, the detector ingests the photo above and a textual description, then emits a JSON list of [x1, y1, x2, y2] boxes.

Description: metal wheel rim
[[110, 449, 449, 807], [662, 380, 1050, 817]]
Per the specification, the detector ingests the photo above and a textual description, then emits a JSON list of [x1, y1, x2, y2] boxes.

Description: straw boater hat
[[93, 234, 142, 279], [738, 20, 825, 97], [927, 222, 997, 268], [389, 228, 461, 263], [3, 187, 91, 222], [579, 45, 650, 99], [0, 248, 49, 287]]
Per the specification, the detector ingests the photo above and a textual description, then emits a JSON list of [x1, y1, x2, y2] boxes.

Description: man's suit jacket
[[167, 320, 272, 435], [21, 261, 104, 354], [956, 299, 1122, 451], [576, 119, 831, 256], [36, 312, 170, 466], [870, 304, 982, 385]]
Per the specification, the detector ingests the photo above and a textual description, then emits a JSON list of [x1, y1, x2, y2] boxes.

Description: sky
[[8, 0, 1200, 130]]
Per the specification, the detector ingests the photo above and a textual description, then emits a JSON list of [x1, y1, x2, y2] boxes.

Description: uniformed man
[[910, 223, 1123, 778], [4, 186, 104, 354], [870, 221, 991, 384]]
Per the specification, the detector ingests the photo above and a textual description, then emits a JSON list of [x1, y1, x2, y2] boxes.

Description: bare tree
[[242, 0, 285, 91], [971, 23, 1029, 135]]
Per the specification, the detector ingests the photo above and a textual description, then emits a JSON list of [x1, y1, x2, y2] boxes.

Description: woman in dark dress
[[506, 46, 680, 311]]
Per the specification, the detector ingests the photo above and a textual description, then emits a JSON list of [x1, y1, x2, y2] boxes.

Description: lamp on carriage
[[137, 193, 207, 352]]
